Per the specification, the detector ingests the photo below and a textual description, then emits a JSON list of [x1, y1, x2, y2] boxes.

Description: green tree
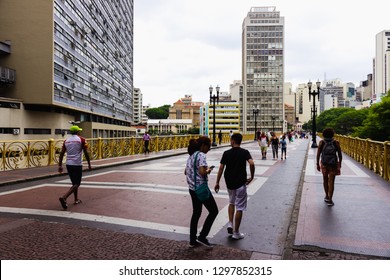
[[316, 108, 352, 132], [332, 109, 369, 135], [354, 91, 390, 141], [187, 127, 200, 134], [145, 105, 170, 119]]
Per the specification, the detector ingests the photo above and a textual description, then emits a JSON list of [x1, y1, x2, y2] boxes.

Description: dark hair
[[187, 139, 198, 155], [231, 133, 243, 144], [187, 136, 211, 155], [322, 127, 335, 139]]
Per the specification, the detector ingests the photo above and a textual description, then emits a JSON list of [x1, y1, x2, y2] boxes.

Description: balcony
[[0, 66, 16, 85]]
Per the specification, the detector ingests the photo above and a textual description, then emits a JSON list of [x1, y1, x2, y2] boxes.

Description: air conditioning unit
[[13, 129, 20, 135]]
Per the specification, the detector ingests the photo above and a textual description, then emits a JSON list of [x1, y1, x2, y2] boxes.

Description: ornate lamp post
[[308, 80, 321, 148], [253, 108, 259, 140], [209, 85, 220, 146]]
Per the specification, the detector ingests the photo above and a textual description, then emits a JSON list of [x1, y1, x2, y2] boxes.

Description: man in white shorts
[[214, 133, 255, 240]]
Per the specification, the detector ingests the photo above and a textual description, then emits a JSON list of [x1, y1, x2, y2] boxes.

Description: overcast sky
[[133, 0, 389, 107]]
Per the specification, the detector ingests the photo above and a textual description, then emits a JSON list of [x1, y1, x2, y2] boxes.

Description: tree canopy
[[311, 91, 390, 141], [145, 105, 170, 119]]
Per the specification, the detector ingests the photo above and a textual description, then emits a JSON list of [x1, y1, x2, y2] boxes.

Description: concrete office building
[[0, 0, 135, 140], [242, 7, 285, 134], [133, 88, 143, 124], [374, 30, 390, 100], [200, 100, 240, 139], [229, 80, 244, 130]]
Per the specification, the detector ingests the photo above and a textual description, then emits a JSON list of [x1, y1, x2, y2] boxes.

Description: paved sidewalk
[[0, 148, 191, 187], [0, 139, 389, 260]]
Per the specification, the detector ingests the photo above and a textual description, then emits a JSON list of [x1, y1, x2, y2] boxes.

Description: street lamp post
[[308, 80, 321, 148], [209, 85, 220, 146], [253, 108, 259, 140]]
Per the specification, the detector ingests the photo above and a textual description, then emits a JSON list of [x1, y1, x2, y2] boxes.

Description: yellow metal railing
[[6, 134, 390, 181], [0, 133, 283, 171], [332, 135, 389, 182], [0, 135, 199, 171]]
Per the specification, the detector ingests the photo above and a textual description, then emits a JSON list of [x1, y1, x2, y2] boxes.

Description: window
[[0, 127, 20, 134], [24, 128, 51, 135]]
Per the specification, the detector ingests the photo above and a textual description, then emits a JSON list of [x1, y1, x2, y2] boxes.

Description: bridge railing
[[9, 133, 374, 173], [333, 135, 390, 182], [0, 135, 201, 171]]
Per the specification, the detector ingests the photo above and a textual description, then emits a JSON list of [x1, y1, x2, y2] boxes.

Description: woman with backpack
[[316, 128, 342, 206]]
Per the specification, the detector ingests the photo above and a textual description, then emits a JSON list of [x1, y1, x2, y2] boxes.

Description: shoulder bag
[[193, 152, 211, 202]]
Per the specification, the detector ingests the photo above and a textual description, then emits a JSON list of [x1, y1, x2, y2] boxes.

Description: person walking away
[[270, 132, 280, 159], [288, 131, 293, 143], [143, 131, 151, 154], [185, 136, 218, 247], [214, 133, 255, 240], [316, 128, 342, 207], [258, 132, 269, 160], [256, 129, 261, 141], [218, 130, 223, 145], [280, 135, 287, 160], [58, 125, 92, 210]]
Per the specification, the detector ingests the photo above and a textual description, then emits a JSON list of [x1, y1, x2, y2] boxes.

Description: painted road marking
[[305, 159, 370, 178]]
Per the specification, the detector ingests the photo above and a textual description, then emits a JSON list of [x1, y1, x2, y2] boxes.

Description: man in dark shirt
[[214, 133, 255, 240]]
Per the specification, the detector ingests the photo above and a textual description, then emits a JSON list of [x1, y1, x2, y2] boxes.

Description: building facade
[[147, 119, 193, 135], [0, 0, 134, 140], [374, 30, 390, 99], [229, 80, 244, 131], [242, 7, 285, 134], [169, 95, 203, 128], [356, 74, 373, 102], [200, 100, 240, 139], [133, 88, 143, 124]]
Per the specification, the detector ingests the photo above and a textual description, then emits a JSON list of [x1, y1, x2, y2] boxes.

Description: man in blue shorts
[[214, 133, 255, 240]]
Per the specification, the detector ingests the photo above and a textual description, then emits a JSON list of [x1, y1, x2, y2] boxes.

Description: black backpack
[[321, 139, 338, 166]]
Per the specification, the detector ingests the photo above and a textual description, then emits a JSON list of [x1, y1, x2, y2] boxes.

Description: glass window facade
[[53, 0, 134, 122], [242, 7, 284, 134]]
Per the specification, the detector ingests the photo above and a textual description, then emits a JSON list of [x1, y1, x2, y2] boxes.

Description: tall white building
[[374, 30, 390, 99], [242, 7, 284, 134], [133, 88, 143, 124]]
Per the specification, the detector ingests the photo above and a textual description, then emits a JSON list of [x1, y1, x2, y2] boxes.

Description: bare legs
[[323, 174, 335, 205], [228, 204, 243, 233]]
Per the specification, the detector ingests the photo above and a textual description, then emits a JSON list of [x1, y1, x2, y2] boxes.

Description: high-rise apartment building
[[374, 30, 390, 99], [242, 7, 284, 134], [133, 88, 143, 124], [0, 0, 134, 139]]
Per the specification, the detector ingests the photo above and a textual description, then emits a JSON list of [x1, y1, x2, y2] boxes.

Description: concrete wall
[[0, 0, 54, 104]]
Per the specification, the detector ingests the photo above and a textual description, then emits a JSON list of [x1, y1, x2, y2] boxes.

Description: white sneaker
[[232, 232, 245, 240]]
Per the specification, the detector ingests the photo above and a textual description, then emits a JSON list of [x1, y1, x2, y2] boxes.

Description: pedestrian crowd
[[56, 124, 342, 249]]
